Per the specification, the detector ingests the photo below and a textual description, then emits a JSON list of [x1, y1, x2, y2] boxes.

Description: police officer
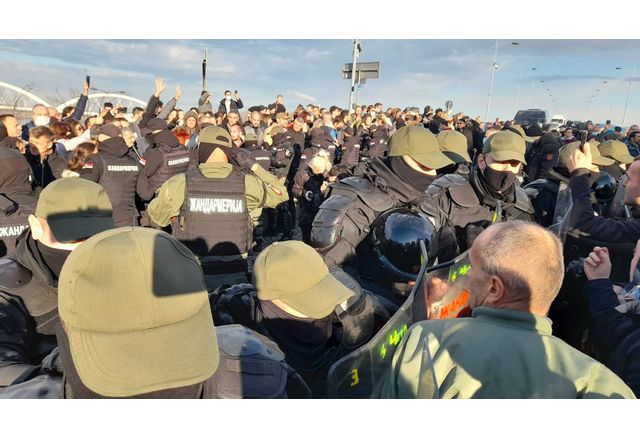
[[241, 129, 272, 171], [0, 228, 310, 398], [436, 130, 472, 177], [598, 139, 634, 181], [79, 124, 141, 227], [148, 126, 289, 290], [0, 146, 36, 256], [136, 118, 191, 203], [522, 123, 560, 184], [0, 178, 113, 388], [212, 240, 387, 398], [311, 125, 458, 270], [292, 154, 332, 244], [524, 141, 613, 227], [424, 130, 535, 253]]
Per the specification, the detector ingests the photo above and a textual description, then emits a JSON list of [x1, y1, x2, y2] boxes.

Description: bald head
[[470, 221, 564, 316]]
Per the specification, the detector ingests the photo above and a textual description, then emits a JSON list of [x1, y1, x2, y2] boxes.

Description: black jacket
[[24, 148, 66, 190], [524, 133, 560, 184], [585, 279, 640, 397], [218, 98, 244, 114], [426, 167, 535, 251], [568, 170, 640, 243], [0, 231, 62, 387]]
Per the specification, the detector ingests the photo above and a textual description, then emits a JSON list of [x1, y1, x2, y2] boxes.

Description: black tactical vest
[[96, 153, 139, 227], [148, 145, 191, 195], [248, 147, 272, 171], [173, 166, 251, 258], [0, 203, 34, 257], [0, 257, 58, 337]]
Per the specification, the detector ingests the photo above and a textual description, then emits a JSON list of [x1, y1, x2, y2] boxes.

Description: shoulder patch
[[138, 158, 147, 166], [82, 161, 93, 169]]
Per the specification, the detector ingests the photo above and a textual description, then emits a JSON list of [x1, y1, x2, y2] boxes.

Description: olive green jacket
[[148, 162, 289, 227], [381, 307, 635, 399]]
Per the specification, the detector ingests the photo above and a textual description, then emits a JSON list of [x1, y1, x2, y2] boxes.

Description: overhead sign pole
[[348, 40, 361, 111], [343, 60, 379, 111], [202, 48, 207, 92]]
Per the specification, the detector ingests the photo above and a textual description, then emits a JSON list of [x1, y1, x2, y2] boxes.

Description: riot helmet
[[361, 208, 436, 299], [591, 171, 617, 216]]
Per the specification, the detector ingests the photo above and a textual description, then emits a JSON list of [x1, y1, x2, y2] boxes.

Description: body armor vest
[[148, 145, 191, 195], [0, 203, 34, 257], [96, 153, 139, 227], [173, 166, 251, 258]]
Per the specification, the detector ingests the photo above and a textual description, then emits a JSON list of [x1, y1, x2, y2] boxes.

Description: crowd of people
[[0, 75, 639, 399]]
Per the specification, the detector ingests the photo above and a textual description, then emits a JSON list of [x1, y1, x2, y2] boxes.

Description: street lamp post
[[514, 62, 524, 116], [528, 67, 537, 107], [622, 62, 637, 128], [484, 40, 518, 124], [348, 39, 361, 111], [609, 67, 623, 123]]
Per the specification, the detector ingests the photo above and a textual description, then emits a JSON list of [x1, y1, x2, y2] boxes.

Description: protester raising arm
[[157, 86, 181, 121], [68, 80, 90, 122], [139, 77, 166, 130], [566, 143, 640, 243]]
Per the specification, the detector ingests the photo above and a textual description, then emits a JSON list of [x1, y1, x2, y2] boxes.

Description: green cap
[[504, 124, 537, 142], [482, 131, 527, 164], [599, 140, 635, 165], [253, 241, 354, 319], [559, 141, 615, 167], [436, 130, 472, 164], [388, 126, 454, 169], [35, 178, 114, 243], [198, 126, 231, 148], [58, 228, 219, 397]]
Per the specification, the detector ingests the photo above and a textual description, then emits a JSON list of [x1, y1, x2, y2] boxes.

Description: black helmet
[[591, 172, 617, 204], [369, 208, 435, 282]]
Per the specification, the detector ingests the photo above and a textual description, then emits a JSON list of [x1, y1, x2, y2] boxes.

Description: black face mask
[[482, 166, 517, 193], [388, 156, 436, 192]]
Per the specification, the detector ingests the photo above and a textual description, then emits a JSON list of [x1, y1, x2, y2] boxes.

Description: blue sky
[[2, 39, 640, 126]]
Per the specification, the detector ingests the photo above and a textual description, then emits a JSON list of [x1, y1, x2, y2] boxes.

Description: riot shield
[[325, 249, 471, 398], [607, 174, 629, 219], [549, 180, 572, 242]]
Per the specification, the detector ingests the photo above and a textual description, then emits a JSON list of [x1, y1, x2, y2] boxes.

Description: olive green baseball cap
[[436, 130, 472, 164], [198, 125, 231, 148], [504, 124, 537, 142], [58, 228, 219, 397], [559, 141, 615, 167], [482, 131, 527, 164], [388, 126, 454, 170], [599, 140, 635, 164], [35, 178, 114, 243], [253, 241, 354, 319]]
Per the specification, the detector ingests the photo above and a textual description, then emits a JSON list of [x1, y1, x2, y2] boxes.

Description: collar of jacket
[[15, 229, 58, 288], [198, 162, 235, 178], [368, 156, 423, 203], [471, 306, 553, 336]]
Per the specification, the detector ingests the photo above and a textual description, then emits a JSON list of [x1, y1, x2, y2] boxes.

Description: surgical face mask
[[34, 116, 50, 126], [482, 166, 517, 193]]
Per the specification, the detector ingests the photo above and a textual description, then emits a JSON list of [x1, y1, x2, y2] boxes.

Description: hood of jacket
[[98, 137, 130, 158]]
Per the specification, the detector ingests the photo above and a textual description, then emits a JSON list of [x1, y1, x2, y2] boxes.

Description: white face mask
[[34, 116, 50, 126], [225, 96, 231, 101]]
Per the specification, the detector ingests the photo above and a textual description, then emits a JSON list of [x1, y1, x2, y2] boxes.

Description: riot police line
[[0, 93, 639, 398]]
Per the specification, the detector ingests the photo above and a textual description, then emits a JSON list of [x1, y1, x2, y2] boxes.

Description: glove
[[304, 191, 315, 202], [229, 148, 257, 172]]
